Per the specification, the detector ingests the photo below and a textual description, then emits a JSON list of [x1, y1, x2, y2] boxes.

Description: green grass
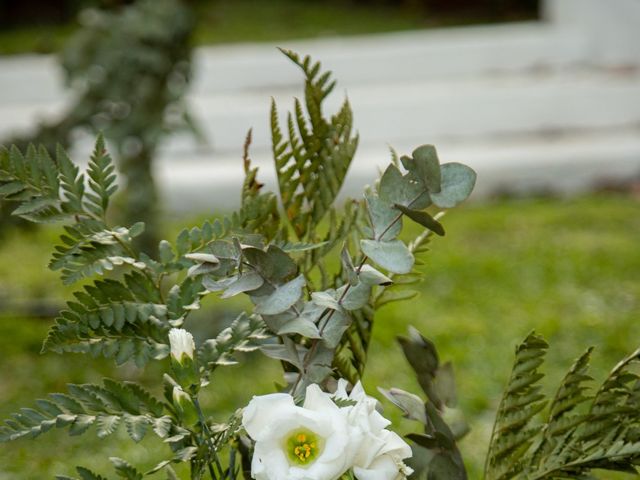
[[1, 193, 639, 478], [0, 0, 537, 56], [191, 0, 426, 47]]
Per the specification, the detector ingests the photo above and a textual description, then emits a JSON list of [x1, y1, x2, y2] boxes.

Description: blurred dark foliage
[[1, 0, 539, 30], [2, 0, 196, 253], [0, 0, 134, 27], [349, 0, 539, 21]]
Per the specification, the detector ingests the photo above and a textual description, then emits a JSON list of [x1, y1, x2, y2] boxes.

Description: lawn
[[0, 0, 537, 56], [0, 193, 638, 478]]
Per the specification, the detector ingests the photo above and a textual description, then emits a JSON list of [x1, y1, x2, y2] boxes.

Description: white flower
[[336, 380, 413, 480], [242, 384, 353, 480], [168, 328, 195, 361]]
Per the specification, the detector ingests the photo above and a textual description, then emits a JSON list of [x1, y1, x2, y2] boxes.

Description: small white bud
[[168, 328, 195, 361], [172, 386, 199, 426]]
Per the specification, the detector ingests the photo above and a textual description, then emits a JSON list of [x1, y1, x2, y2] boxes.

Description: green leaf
[[254, 275, 305, 315], [158, 240, 174, 263], [199, 313, 267, 374], [85, 135, 118, 219], [221, 272, 264, 299], [358, 264, 392, 286], [379, 387, 427, 424], [272, 50, 357, 238], [339, 282, 371, 311], [379, 164, 431, 210], [365, 194, 401, 241], [485, 331, 548, 479], [123, 414, 149, 443], [427, 452, 467, 480], [341, 245, 358, 286], [128, 222, 145, 238], [321, 309, 351, 349], [394, 204, 445, 236], [434, 362, 458, 408], [360, 239, 414, 274], [311, 291, 341, 310], [0, 181, 25, 196], [96, 415, 120, 438], [277, 316, 321, 338], [430, 163, 477, 209], [243, 245, 297, 284], [407, 144, 441, 193], [260, 338, 305, 369], [74, 466, 108, 480], [110, 457, 143, 480], [184, 252, 219, 264]]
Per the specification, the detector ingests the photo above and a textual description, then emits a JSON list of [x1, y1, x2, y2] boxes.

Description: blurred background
[[0, 0, 639, 478]]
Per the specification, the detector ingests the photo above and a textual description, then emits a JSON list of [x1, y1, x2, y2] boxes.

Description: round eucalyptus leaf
[[430, 163, 476, 209], [254, 275, 306, 315], [412, 144, 441, 194], [360, 239, 414, 274], [365, 194, 401, 241]]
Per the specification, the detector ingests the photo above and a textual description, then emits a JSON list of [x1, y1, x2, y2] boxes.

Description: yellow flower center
[[284, 429, 322, 466]]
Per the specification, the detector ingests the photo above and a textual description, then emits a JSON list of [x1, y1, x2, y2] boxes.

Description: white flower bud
[[172, 386, 199, 426], [168, 328, 195, 361]]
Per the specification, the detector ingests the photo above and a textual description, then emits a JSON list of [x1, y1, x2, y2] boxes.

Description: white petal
[[368, 409, 391, 431], [350, 381, 367, 401], [304, 384, 341, 414], [354, 455, 401, 480], [168, 328, 195, 359], [242, 393, 295, 440], [377, 430, 412, 459], [253, 441, 290, 480], [302, 452, 350, 480], [318, 428, 350, 463], [353, 432, 386, 468], [334, 379, 350, 400], [262, 407, 333, 440]]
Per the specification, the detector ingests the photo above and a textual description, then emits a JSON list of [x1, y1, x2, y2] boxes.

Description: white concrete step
[[190, 22, 588, 94], [179, 67, 640, 154], [155, 128, 640, 212]]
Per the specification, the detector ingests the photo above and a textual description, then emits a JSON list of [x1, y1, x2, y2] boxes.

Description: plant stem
[[193, 396, 225, 479]]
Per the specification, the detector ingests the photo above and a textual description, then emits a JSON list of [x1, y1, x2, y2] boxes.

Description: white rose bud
[[168, 328, 198, 391], [169, 328, 195, 362]]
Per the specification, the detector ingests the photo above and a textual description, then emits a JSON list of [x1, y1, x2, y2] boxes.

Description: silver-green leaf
[[360, 239, 414, 274], [254, 275, 306, 315], [430, 163, 476, 209]]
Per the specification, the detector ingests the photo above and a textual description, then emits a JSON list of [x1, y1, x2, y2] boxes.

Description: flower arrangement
[[1, 49, 640, 480], [241, 379, 412, 480]]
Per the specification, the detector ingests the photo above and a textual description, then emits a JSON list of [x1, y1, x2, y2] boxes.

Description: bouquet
[[1, 50, 640, 480]]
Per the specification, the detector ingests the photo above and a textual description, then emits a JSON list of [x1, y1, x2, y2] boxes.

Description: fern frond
[[485, 332, 549, 480], [84, 134, 118, 219], [239, 129, 283, 242], [0, 144, 63, 221], [56, 466, 109, 480], [271, 50, 358, 239], [110, 457, 144, 480], [199, 313, 268, 377], [42, 278, 171, 366], [0, 139, 121, 225], [0, 380, 172, 444], [51, 222, 146, 285], [57, 144, 86, 215], [487, 337, 640, 479]]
